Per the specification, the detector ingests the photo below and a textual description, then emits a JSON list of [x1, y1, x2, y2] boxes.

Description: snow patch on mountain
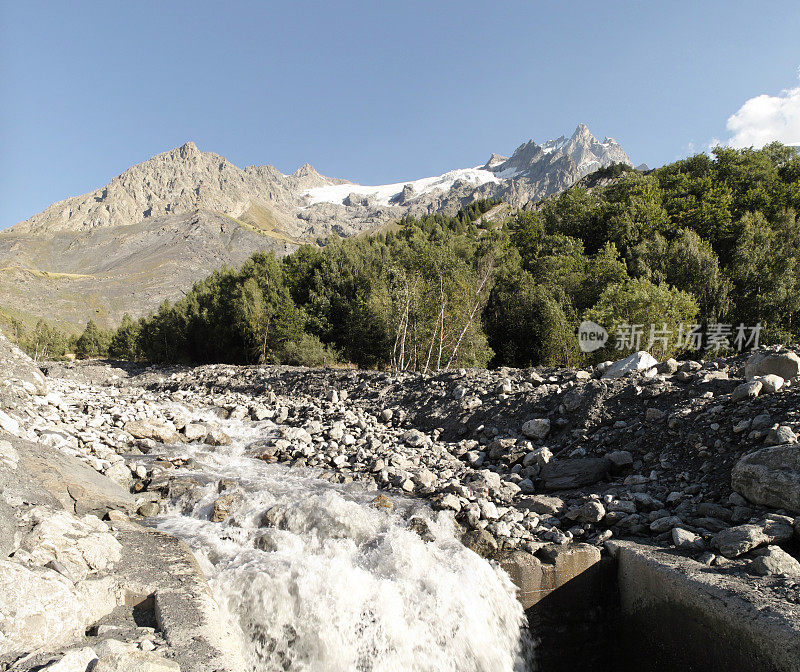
[[302, 167, 502, 207]]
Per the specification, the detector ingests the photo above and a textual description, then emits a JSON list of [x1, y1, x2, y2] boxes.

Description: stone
[[601, 351, 658, 379], [745, 350, 800, 381], [280, 427, 311, 445], [715, 519, 793, 558], [205, 427, 232, 446], [0, 561, 97, 658], [435, 493, 461, 513], [731, 380, 762, 402], [138, 502, 160, 517], [748, 546, 800, 577], [210, 492, 242, 522], [522, 446, 552, 468], [605, 450, 633, 473], [0, 410, 21, 436], [124, 420, 182, 444], [461, 528, 498, 558], [521, 495, 565, 516], [765, 425, 797, 446], [656, 358, 679, 374], [92, 651, 181, 671], [645, 407, 665, 422], [403, 429, 428, 448], [521, 418, 550, 440], [755, 374, 785, 394], [566, 500, 606, 523], [672, 528, 704, 550], [0, 439, 19, 470], [21, 510, 123, 578], [370, 494, 394, 510], [42, 647, 99, 671], [182, 423, 208, 442], [540, 458, 609, 491], [649, 516, 683, 533], [732, 445, 800, 513]]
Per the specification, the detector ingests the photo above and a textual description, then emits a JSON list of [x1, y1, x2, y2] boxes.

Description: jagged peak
[[571, 123, 592, 139], [483, 153, 508, 169], [292, 162, 321, 178]]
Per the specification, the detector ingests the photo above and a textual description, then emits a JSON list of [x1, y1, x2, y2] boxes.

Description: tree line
[[14, 142, 800, 369]]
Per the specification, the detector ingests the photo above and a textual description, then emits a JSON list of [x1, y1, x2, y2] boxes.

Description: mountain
[[0, 124, 631, 329]]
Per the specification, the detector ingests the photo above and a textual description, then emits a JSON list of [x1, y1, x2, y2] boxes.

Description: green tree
[[585, 277, 698, 360]]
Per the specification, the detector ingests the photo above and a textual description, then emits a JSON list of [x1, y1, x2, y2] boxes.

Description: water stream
[[148, 416, 532, 671]]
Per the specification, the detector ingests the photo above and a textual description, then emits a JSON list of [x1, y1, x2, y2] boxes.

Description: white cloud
[[725, 69, 800, 148]]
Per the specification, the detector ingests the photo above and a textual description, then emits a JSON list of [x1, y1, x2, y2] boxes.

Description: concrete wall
[[613, 541, 800, 672], [501, 541, 800, 672]]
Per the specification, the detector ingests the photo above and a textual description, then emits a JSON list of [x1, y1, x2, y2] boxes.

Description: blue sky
[[1, 0, 799, 228]]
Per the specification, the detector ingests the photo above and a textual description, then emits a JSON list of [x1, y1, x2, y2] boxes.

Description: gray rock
[[748, 545, 800, 577], [540, 458, 609, 491], [183, 423, 208, 442], [92, 651, 180, 671], [125, 419, 182, 445], [672, 527, 704, 550], [138, 502, 161, 517], [566, 500, 605, 523], [403, 429, 428, 448], [521, 418, 550, 440], [755, 374, 785, 394], [731, 380, 762, 402], [0, 560, 108, 661], [745, 350, 800, 381], [715, 519, 794, 558], [41, 647, 99, 671], [765, 425, 797, 446], [461, 528, 498, 558], [732, 445, 800, 513]]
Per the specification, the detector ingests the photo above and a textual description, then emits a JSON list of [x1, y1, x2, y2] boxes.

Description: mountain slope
[[0, 124, 632, 329]]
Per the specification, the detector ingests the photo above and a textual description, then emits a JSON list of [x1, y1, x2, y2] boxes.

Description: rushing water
[[149, 415, 532, 672]]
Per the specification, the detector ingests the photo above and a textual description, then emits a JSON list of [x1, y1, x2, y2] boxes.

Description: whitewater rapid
[[148, 416, 533, 672]]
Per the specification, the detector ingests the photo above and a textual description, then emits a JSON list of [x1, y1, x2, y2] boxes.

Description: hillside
[[0, 125, 630, 329]]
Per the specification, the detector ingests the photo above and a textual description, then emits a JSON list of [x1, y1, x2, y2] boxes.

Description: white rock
[[755, 374, 785, 394], [601, 351, 658, 379], [0, 410, 21, 436], [42, 647, 98, 671]]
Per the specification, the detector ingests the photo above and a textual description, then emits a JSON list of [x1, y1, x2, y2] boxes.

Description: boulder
[[540, 458, 609, 491], [755, 374, 785, 394], [0, 561, 89, 661], [182, 423, 208, 442], [765, 425, 797, 446], [732, 445, 800, 513], [601, 351, 657, 379], [748, 545, 800, 577], [210, 492, 242, 522], [731, 380, 762, 402], [715, 518, 794, 558], [92, 651, 180, 671], [745, 350, 800, 381], [565, 500, 605, 523], [41, 647, 99, 671], [124, 420, 182, 445], [21, 510, 123, 580], [9, 436, 135, 516], [521, 418, 551, 440], [205, 427, 231, 446]]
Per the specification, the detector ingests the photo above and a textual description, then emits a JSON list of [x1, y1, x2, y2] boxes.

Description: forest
[[18, 143, 800, 370]]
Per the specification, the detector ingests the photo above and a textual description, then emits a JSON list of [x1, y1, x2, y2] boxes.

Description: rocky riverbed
[[2, 330, 800, 670]]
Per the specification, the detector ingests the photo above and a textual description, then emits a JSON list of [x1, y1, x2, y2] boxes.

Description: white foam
[[152, 418, 532, 671]]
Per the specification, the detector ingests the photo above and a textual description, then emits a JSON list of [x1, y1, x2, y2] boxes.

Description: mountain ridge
[[0, 124, 632, 329]]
